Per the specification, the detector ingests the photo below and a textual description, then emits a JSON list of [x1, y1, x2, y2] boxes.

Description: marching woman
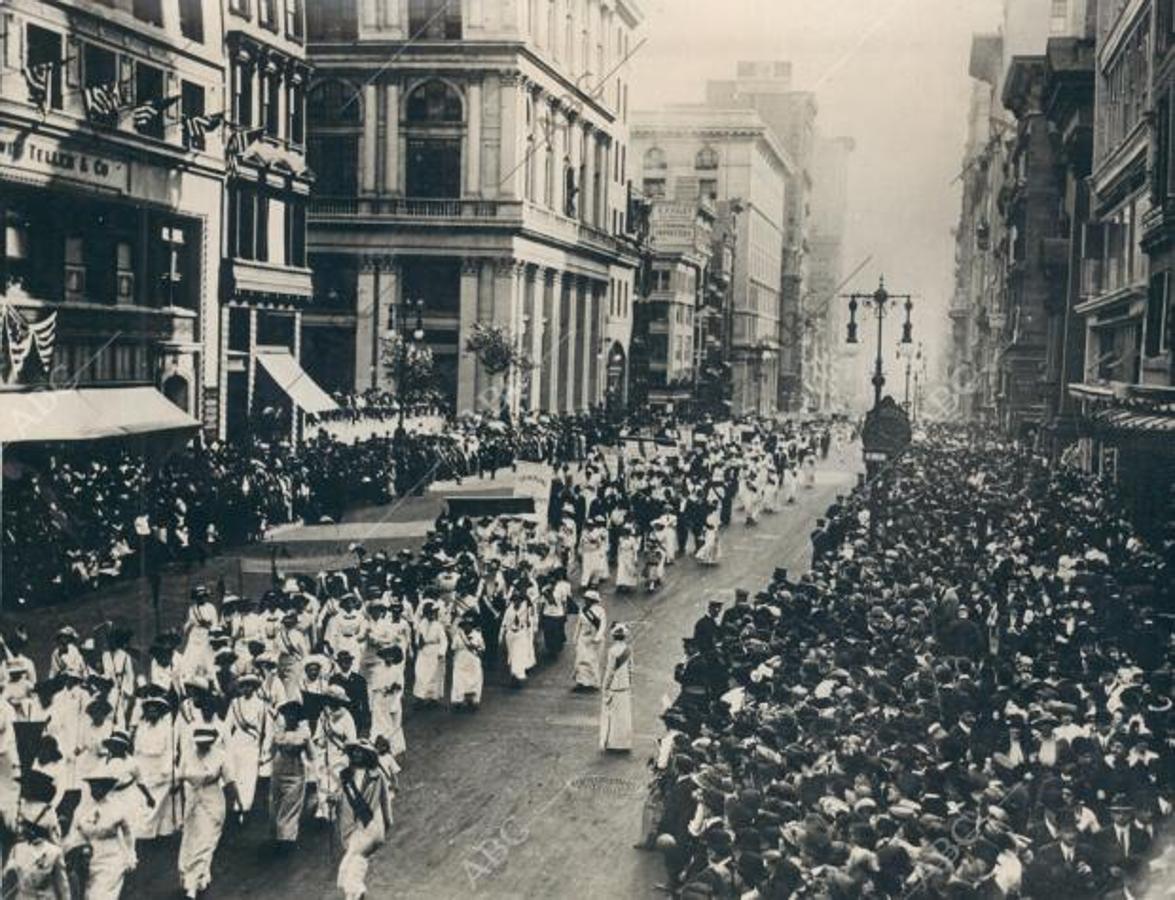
[[224, 672, 268, 818], [450, 616, 486, 710], [368, 646, 406, 757], [579, 517, 610, 589], [644, 535, 667, 593], [539, 569, 571, 660], [132, 687, 180, 840], [743, 474, 762, 526], [695, 508, 722, 567], [67, 764, 135, 900], [782, 464, 799, 505], [177, 727, 239, 899], [412, 601, 448, 707], [572, 591, 607, 692], [269, 701, 312, 848], [335, 740, 393, 900], [312, 686, 357, 823], [599, 625, 634, 753], [499, 592, 535, 689], [615, 526, 641, 593], [762, 469, 780, 514], [803, 450, 817, 489]]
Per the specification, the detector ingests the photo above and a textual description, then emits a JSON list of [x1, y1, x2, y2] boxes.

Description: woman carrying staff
[[66, 763, 135, 900]]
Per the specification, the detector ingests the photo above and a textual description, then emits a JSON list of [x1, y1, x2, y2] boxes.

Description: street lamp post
[[843, 276, 914, 409], [396, 297, 426, 434]]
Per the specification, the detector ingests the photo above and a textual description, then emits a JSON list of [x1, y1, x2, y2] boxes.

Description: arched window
[[404, 79, 464, 198], [306, 78, 360, 196], [307, 78, 361, 127], [644, 146, 667, 172], [405, 79, 463, 123], [695, 146, 719, 170]]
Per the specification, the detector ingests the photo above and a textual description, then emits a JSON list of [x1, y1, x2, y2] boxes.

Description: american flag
[[131, 94, 181, 129], [225, 124, 262, 159], [83, 83, 122, 119], [22, 62, 52, 109], [182, 111, 224, 144]]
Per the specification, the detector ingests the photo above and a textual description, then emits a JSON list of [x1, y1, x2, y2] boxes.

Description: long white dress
[[178, 748, 230, 898], [500, 604, 535, 682], [450, 627, 486, 704], [782, 467, 799, 504], [615, 535, 641, 589], [70, 795, 135, 900], [579, 527, 610, 587], [572, 605, 607, 688], [133, 716, 180, 838], [695, 512, 722, 566], [412, 620, 448, 702], [224, 694, 267, 813], [368, 661, 406, 755], [600, 642, 634, 751], [335, 767, 391, 900]]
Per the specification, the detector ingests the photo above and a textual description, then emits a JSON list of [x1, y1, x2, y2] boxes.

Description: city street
[[115, 454, 858, 899]]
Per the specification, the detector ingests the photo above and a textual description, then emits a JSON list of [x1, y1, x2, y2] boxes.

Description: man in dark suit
[[330, 649, 371, 738], [1023, 813, 1097, 899], [1093, 796, 1154, 892], [692, 599, 724, 653]]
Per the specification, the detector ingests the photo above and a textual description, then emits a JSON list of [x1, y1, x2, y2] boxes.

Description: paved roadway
[[119, 453, 859, 899]]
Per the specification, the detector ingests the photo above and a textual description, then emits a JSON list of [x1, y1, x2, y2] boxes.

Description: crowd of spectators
[[647, 426, 1172, 899], [0, 410, 624, 610]]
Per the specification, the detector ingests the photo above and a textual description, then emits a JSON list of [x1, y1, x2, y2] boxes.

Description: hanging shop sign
[[0, 127, 128, 192]]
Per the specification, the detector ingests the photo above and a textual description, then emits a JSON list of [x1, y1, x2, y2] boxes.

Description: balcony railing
[[309, 196, 513, 219]]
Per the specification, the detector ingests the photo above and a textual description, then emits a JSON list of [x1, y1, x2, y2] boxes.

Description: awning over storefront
[[1090, 406, 1175, 434], [0, 387, 199, 444], [255, 352, 338, 415]]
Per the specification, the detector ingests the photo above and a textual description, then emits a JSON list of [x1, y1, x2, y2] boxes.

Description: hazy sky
[[629, 0, 1003, 400]]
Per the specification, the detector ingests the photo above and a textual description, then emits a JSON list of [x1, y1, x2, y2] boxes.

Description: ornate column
[[575, 276, 590, 409], [543, 269, 561, 412], [354, 255, 397, 391], [465, 76, 482, 196], [580, 122, 594, 225], [457, 258, 481, 413], [587, 281, 602, 406], [498, 71, 523, 199], [493, 257, 521, 414], [559, 271, 576, 411], [523, 265, 542, 411], [552, 99, 568, 213], [362, 84, 378, 194], [383, 80, 399, 194]]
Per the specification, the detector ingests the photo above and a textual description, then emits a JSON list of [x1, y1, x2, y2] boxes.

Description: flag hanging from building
[[27, 312, 57, 370], [83, 83, 122, 119], [225, 124, 263, 159], [22, 62, 52, 110], [182, 111, 224, 145], [131, 94, 181, 129]]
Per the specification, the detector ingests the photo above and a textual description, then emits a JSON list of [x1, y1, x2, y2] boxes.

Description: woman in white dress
[[654, 513, 678, 563], [68, 765, 135, 900], [695, 510, 722, 567], [599, 625, 633, 752], [132, 692, 180, 839], [411, 603, 448, 705], [224, 673, 267, 816], [782, 465, 799, 504], [450, 617, 485, 708], [499, 594, 535, 688], [177, 728, 238, 899], [803, 452, 817, 488], [579, 518, 610, 588], [368, 646, 406, 755], [762, 470, 780, 514], [743, 476, 762, 526], [572, 592, 607, 691], [614, 526, 641, 592]]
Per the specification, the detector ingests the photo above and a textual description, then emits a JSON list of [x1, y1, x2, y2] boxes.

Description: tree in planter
[[380, 333, 438, 408], [463, 322, 534, 418]]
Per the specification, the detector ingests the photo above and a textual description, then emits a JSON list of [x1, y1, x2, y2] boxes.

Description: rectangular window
[[286, 0, 305, 40], [256, 193, 269, 262], [133, 0, 164, 26], [264, 72, 281, 138], [1146, 272, 1169, 357], [259, 0, 277, 30], [642, 178, 665, 199], [238, 187, 256, 260], [178, 0, 205, 41], [133, 63, 165, 138], [181, 81, 205, 150], [83, 43, 117, 90], [25, 25, 64, 111], [229, 0, 251, 18], [287, 200, 306, 267], [233, 62, 253, 128], [287, 82, 305, 145], [699, 178, 718, 200]]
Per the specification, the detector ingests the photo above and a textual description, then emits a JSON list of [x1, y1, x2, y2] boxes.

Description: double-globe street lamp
[[843, 276, 914, 409]]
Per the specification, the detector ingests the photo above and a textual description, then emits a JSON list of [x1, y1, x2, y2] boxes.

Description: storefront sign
[[0, 128, 127, 192]]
